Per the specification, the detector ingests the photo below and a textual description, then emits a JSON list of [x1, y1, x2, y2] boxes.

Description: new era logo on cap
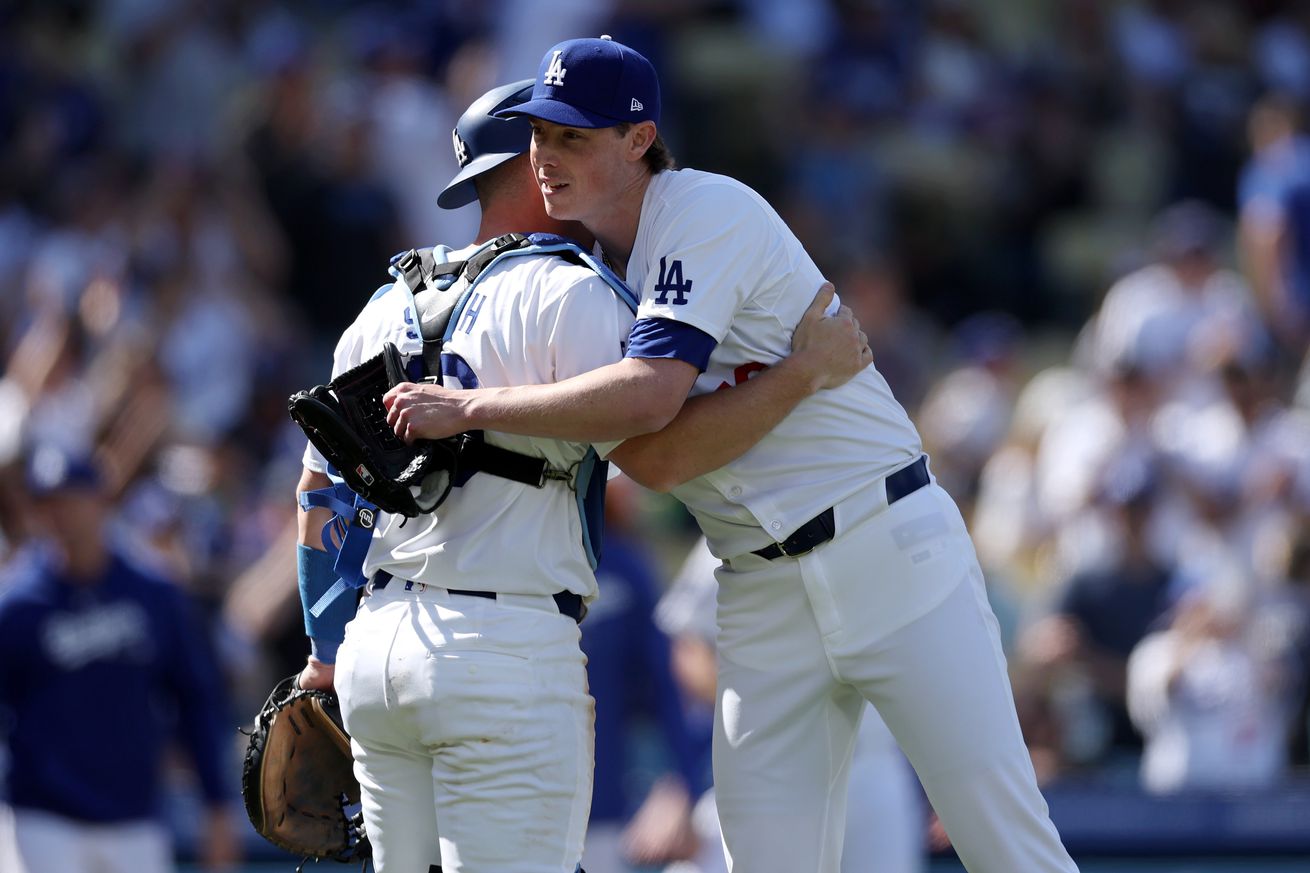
[[494, 36, 660, 129]]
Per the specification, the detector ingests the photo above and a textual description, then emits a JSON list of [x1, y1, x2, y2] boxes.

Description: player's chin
[[542, 193, 578, 220]]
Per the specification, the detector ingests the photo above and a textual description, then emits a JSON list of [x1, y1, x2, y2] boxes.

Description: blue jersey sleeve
[[624, 317, 716, 372], [160, 584, 233, 806]]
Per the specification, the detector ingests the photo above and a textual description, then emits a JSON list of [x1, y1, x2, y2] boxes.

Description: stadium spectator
[[1239, 93, 1310, 352], [1018, 461, 1177, 769], [1127, 580, 1294, 794], [1076, 199, 1264, 388]]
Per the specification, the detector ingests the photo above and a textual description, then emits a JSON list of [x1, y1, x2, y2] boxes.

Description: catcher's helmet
[[437, 79, 534, 210]]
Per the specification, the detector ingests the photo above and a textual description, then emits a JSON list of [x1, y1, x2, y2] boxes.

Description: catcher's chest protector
[[392, 231, 638, 378]]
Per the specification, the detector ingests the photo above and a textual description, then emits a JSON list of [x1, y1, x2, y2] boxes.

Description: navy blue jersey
[[0, 545, 230, 822], [581, 533, 707, 823]]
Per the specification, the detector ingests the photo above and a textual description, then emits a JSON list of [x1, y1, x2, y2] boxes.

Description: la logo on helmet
[[543, 51, 567, 86], [452, 129, 469, 167]]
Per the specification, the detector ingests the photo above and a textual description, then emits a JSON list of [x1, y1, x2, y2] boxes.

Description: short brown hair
[[613, 123, 676, 173]]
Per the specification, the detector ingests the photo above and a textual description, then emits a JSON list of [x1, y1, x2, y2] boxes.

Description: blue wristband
[[298, 544, 355, 664], [309, 637, 340, 664]]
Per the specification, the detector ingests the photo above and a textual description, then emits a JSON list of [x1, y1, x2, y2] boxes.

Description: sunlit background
[[2, 1, 1310, 871]]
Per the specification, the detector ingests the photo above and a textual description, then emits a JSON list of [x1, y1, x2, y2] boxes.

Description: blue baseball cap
[[438, 79, 536, 209], [494, 36, 660, 129]]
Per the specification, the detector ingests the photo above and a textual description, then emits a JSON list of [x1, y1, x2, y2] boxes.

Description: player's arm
[[161, 582, 237, 852], [386, 183, 759, 444], [386, 355, 696, 443], [293, 313, 370, 690], [610, 285, 870, 492], [295, 465, 346, 690]]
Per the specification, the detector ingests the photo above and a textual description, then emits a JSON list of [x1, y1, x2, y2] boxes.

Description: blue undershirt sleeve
[[298, 544, 355, 664], [624, 317, 717, 372]]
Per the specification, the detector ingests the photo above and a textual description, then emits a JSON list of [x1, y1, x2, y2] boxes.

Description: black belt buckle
[[753, 507, 836, 560], [778, 508, 834, 557]]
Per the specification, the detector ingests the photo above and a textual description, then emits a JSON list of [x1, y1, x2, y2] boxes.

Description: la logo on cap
[[543, 50, 567, 86], [452, 129, 469, 166]]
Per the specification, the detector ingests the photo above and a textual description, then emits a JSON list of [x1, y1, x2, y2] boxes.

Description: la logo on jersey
[[543, 51, 567, 86], [653, 256, 692, 305], [452, 129, 470, 167]]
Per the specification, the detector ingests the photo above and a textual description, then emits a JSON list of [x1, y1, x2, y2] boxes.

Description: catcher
[[275, 79, 867, 873]]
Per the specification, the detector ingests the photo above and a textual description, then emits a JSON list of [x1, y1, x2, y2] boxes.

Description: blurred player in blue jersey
[[0, 445, 236, 873]]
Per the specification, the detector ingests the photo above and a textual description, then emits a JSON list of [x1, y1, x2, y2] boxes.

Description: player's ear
[[626, 121, 657, 163]]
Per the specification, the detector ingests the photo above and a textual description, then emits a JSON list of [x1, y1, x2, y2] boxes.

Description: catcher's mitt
[[288, 341, 461, 517], [241, 675, 370, 865]]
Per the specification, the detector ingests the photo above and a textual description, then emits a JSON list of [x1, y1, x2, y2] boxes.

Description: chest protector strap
[[391, 232, 639, 376], [387, 233, 638, 570]]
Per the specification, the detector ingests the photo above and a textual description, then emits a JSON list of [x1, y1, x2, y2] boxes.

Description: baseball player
[[0, 446, 235, 873], [295, 80, 871, 873], [385, 37, 1080, 873]]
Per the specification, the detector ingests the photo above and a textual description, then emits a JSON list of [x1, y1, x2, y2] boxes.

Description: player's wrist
[[309, 638, 339, 665], [774, 352, 827, 396], [461, 386, 502, 431]]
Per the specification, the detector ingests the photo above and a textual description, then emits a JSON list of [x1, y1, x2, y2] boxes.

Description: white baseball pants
[[712, 483, 1078, 873], [0, 806, 171, 873], [335, 583, 594, 873], [684, 707, 925, 873]]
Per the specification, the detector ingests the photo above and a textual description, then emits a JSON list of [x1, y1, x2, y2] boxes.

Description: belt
[[371, 570, 585, 623], [751, 455, 930, 560]]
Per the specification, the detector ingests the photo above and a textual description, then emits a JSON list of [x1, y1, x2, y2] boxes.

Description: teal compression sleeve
[[298, 544, 354, 664]]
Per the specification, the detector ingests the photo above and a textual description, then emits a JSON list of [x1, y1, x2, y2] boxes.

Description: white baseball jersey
[[617, 168, 923, 558], [304, 243, 634, 600]]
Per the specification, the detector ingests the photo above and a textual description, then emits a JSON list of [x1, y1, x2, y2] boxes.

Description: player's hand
[[199, 805, 242, 870], [297, 657, 336, 692], [789, 282, 874, 391], [1018, 615, 1083, 667], [620, 777, 699, 864], [384, 381, 471, 442]]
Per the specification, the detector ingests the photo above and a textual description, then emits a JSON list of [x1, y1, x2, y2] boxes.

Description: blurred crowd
[[4, 0, 1310, 868]]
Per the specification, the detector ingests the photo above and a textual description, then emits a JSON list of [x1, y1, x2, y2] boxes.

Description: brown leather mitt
[[241, 674, 369, 864]]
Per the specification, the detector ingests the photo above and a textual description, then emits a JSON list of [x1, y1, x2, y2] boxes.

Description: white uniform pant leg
[[711, 558, 865, 873], [841, 709, 925, 873], [579, 820, 625, 873], [1, 808, 171, 873], [336, 588, 593, 873], [335, 596, 444, 873], [807, 485, 1077, 873], [857, 570, 1076, 873]]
